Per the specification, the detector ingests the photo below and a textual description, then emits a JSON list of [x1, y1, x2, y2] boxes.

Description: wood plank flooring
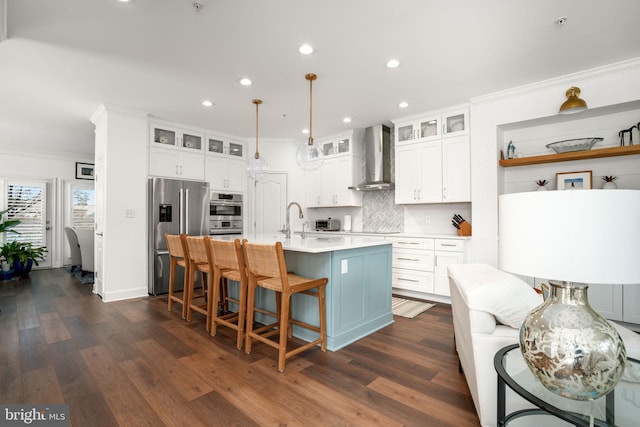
[[0, 268, 480, 426]]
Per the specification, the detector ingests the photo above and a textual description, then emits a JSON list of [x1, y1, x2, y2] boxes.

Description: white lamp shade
[[499, 190, 640, 284]]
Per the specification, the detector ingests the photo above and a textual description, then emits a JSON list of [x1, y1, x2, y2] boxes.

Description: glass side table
[[494, 344, 640, 427]]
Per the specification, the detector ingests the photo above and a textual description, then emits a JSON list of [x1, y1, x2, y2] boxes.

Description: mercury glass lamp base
[[519, 281, 626, 401]]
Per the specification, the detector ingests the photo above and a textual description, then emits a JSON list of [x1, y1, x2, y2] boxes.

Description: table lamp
[[499, 189, 640, 401]]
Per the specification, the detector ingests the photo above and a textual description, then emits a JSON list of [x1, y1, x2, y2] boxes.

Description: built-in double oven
[[209, 192, 243, 235]]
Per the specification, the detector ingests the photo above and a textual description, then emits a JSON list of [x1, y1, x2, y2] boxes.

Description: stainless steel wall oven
[[209, 192, 243, 235]]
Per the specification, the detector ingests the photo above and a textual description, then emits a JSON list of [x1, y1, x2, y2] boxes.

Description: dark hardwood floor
[[0, 268, 480, 426]]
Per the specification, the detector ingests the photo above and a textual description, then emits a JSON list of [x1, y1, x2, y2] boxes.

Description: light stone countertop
[[210, 233, 390, 254], [304, 231, 472, 240]]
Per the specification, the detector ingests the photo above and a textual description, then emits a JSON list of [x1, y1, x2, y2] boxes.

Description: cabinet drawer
[[392, 248, 434, 271], [392, 269, 434, 293], [390, 238, 434, 250], [435, 239, 464, 252]]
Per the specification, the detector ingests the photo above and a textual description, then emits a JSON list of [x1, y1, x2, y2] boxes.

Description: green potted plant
[[0, 209, 21, 279], [0, 241, 47, 276]]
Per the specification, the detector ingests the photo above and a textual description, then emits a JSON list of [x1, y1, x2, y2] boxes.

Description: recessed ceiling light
[[299, 44, 314, 55], [343, 117, 352, 123], [202, 100, 213, 107], [117, 0, 133, 3], [302, 129, 310, 134], [386, 59, 400, 69], [398, 101, 409, 108], [239, 78, 252, 86]]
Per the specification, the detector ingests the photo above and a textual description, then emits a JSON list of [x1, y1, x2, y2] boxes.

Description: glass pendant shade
[[296, 138, 324, 171], [559, 86, 588, 114], [247, 154, 268, 181], [247, 99, 268, 181], [296, 73, 324, 171]]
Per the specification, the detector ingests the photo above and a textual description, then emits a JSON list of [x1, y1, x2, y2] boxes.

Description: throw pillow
[[454, 264, 543, 328]]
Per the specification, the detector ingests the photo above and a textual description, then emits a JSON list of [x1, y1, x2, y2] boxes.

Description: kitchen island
[[219, 234, 393, 351]]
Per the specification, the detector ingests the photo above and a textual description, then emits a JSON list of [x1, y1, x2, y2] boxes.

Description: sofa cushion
[[448, 263, 542, 329]]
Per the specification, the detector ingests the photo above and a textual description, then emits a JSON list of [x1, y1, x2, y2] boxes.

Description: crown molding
[[471, 57, 640, 106]]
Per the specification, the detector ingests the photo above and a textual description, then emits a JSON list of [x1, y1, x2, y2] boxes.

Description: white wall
[[470, 58, 640, 266], [0, 146, 93, 268]]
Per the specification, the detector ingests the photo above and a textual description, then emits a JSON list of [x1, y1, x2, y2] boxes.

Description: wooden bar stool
[[242, 240, 328, 372], [165, 233, 188, 319], [206, 238, 247, 350], [184, 236, 213, 330]]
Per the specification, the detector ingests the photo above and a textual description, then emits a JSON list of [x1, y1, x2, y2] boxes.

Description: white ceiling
[[1, 0, 640, 157]]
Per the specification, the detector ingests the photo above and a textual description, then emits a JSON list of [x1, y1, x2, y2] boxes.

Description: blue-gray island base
[[223, 235, 393, 351]]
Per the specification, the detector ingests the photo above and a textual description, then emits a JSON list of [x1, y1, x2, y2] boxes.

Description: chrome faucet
[[283, 201, 304, 238]]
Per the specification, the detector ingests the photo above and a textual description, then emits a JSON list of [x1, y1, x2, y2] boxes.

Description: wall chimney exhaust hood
[[349, 124, 394, 191]]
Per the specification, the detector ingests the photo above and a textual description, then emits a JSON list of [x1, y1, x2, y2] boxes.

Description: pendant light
[[247, 99, 268, 181], [559, 86, 588, 114], [296, 73, 324, 171]]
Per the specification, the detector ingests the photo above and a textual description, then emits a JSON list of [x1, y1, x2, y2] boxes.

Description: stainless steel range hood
[[348, 124, 394, 191]]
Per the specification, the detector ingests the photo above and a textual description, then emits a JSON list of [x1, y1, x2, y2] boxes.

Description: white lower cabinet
[[589, 284, 640, 326], [149, 146, 205, 180], [391, 238, 435, 294], [434, 239, 466, 297], [623, 285, 640, 325], [390, 236, 468, 299]]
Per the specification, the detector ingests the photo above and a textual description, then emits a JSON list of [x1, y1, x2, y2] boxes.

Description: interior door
[[2, 179, 52, 268], [254, 172, 287, 237]]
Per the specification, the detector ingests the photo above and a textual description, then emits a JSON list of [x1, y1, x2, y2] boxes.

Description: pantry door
[[254, 172, 287, 237]]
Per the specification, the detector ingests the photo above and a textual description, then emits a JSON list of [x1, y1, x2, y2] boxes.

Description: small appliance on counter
[[315, 218, 341, 231], [343, 214, 352, 232]]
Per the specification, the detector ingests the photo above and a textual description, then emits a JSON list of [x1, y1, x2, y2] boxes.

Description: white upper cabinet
[[206, 156, 246, 192], [205, 135, 247, 192], [206, 135, 246, 159], [151, 123, 205, 153], [394, 106, 469, 147], [441, 107, 469, 137], [393, 105, 471, 204], [395, 114, 441, 146], [305, 130, 364, 207], [149, 123, 205, 180]]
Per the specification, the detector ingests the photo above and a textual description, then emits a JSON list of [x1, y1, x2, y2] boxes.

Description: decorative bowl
[[545, 137, 603, 154]]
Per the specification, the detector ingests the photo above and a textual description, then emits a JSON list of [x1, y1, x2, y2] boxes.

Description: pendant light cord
[[306, 73, 317, 145], [252, 99, 262, 159]]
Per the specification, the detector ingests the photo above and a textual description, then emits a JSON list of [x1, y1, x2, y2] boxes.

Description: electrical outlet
[[425, 216, 431, 224]]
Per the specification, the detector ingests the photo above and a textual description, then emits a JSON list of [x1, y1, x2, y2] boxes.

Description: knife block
[[457, 221, 472, 236]]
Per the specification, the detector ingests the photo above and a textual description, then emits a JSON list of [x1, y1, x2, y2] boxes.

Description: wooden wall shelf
[[499, 145, 640, 167]]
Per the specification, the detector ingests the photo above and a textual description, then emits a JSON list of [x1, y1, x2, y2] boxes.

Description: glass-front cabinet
[[442, 108, 469, 137], [394, 106, 469, 146], [318, 130, 363, 158], [395, 115, 441, 145], [207, 135, 245, 159], [150, 123, 204, 152]]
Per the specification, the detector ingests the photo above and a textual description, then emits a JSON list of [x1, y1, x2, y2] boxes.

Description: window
[[6, 183, 45, 246], [72, 188, 95, 230]]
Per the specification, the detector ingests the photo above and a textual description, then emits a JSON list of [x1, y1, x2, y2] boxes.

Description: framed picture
[[75, 162, 95, 180], [556, 170, 592, 190]]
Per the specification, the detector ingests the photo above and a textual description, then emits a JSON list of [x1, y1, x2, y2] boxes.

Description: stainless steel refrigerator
[[148, 177, 210, 295]]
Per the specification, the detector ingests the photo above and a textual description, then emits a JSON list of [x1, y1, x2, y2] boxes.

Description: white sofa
[[448, 263, 640, 427]]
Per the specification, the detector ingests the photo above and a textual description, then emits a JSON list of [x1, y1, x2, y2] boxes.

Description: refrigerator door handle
[[185, 188, 190, 232], [179, 188, 185, 234]]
